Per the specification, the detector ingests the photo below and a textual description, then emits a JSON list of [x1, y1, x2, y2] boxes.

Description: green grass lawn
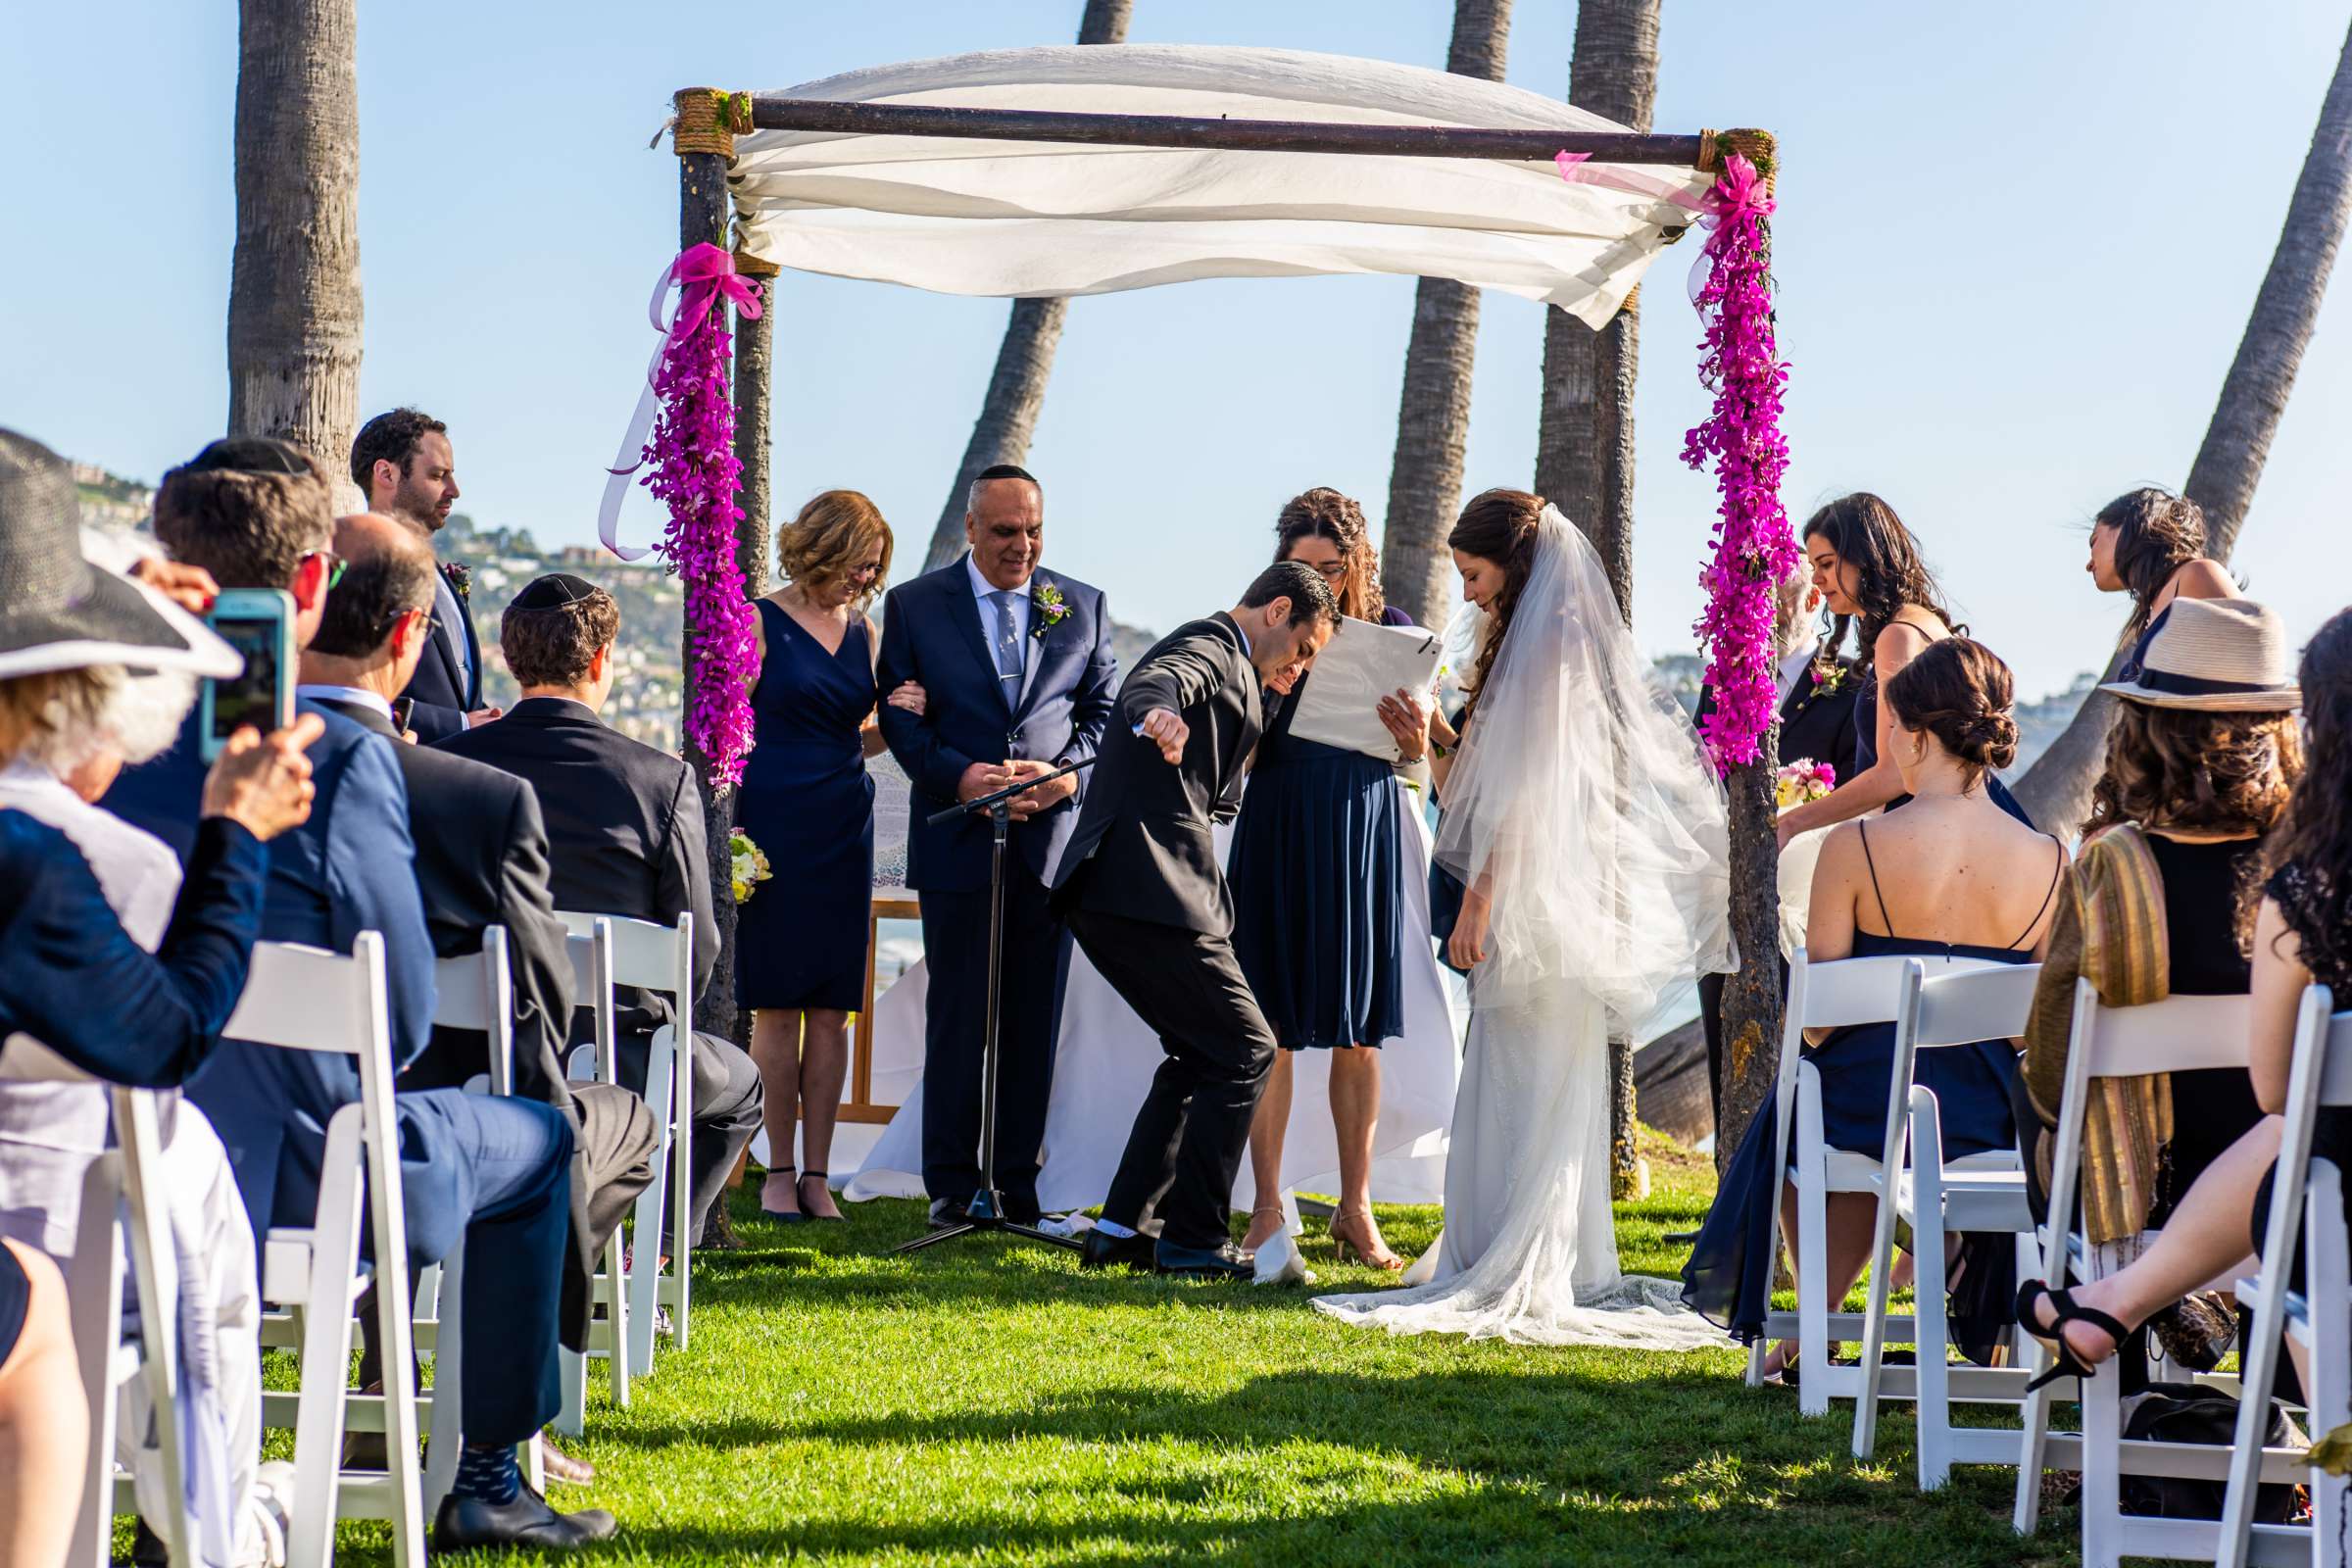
[[301, 1131, 2077, 1565]]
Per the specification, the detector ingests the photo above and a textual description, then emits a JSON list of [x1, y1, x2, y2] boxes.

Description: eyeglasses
[[1306, 561, 1348, 580], [305, 550, 348, 591]]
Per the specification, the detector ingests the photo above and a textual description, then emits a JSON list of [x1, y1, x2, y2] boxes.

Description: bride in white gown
[[1315, 490, 1733, 1349]]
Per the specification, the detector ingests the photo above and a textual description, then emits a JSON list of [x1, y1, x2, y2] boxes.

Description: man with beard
[[352, 408, 501, 741]]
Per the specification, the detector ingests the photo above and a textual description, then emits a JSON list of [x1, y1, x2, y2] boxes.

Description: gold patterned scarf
[[2021, 823, 2174, 1243]]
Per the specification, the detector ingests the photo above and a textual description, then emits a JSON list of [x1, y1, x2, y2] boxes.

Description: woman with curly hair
[[1774, 493, 2033, 847], [2084, 486, 2239, 656], [2016, 605, 2342, 1390], [736, 489, 923, 1221], [1229, 488, 1424, 1266], [2011, 598, 2301, 1382]]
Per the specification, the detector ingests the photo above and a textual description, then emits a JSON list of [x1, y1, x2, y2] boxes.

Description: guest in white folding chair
[[440, 577, 766, 1260], [2018, 606, 2343, 1394], [296, 514, 659, 1489], [103, 440, 614, 1550], [1684, 638, 2065, 1380], [0, 429, 323, 1566], [2012, 599, 2304, 1390]]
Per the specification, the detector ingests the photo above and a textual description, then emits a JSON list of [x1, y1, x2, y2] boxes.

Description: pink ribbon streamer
[[1555, 150, 1776, 304], [598, 244, 764, 561]]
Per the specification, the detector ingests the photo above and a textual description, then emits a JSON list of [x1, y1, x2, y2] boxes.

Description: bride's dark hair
[[1447, 488, 1545, 726]]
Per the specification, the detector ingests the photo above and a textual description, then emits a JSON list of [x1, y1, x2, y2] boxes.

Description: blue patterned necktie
[[991, 590, 1024, 687]]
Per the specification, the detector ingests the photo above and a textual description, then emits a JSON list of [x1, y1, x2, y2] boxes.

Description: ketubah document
[[1287, 615, 1444, 762]]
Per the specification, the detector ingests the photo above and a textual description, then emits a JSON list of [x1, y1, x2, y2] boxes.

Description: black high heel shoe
[[799, 1170, 847, 1223], [2016, 1279, 2129, 1393]]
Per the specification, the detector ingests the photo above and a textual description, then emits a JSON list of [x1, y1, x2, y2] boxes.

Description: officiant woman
[[1230, 488, 1427, 1269], [736, 490, 922, 1222]]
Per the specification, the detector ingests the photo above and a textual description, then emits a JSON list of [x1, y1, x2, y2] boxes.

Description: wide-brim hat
[[2099, 597, 2300, 712], [0, 429, 239, 682]]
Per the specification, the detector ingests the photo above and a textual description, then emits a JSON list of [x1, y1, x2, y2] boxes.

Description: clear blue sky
[[6, 1, 2348, 696]]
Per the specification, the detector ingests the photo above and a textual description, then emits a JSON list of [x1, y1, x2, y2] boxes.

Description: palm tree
[[1533, 0, 1660, 1198], [1378, 0, 1515, 630], [226, 0, 363, 505], [920, 0, 1134, 572], [2014, 14, 2352, 833]]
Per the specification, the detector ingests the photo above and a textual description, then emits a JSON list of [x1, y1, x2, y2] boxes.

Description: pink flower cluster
[[1680, 154, 1798, 774], [641, 265, 760, 791], [1774, 757, 1838, 810]]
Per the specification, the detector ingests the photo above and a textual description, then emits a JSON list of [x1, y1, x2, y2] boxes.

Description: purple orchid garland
[[1679, 154, 1797, 774], [640, 258, 761, 791]]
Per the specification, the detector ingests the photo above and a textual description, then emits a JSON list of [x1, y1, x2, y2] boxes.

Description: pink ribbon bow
[[1554, 150, 1774, 304], [598, 244, 765, 561]]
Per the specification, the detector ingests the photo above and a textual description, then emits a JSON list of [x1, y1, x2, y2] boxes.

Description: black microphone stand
[[893, 756, 1096, 1256]]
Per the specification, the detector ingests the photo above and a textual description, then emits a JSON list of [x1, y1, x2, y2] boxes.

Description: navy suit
[[876, 559, 1117, 1214], [397, 561, 484, 743], [104, 701, 572, 1446]]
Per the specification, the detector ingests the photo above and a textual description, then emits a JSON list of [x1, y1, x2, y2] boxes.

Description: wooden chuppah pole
[[1704, 128, 1787, 1177], [731, 252, 780, 604], [745, 97, 1711, 166], [674, 85, 745, 1043]]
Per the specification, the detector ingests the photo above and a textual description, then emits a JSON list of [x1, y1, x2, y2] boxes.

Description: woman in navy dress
[[1685, 639, 2065, 1374], [1775, 492, 2036, 843], [737, 490, 922, 1222], [1229, 488, 1429, 1269]]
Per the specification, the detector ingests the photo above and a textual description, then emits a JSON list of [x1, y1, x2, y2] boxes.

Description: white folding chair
[[417, 928, 543, 1506], [0, 1038, 189, 1568], [2010, 984, 2304, 1566], [1851, 960, 2053, 1488], [2220, 984, 2351, 1568], [229, 935, 427, 1568], [557, 907, 696, 1373], [553, 918, 632, 1434], [1747, 948, 2010, 1415]]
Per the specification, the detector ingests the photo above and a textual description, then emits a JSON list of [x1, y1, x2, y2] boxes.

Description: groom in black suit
[[1053, 562, 1338, 1279], [875, 465, 1119, 1226]]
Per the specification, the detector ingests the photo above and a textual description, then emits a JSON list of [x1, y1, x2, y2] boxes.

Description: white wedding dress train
[[1313, 978, 1722, 1348]]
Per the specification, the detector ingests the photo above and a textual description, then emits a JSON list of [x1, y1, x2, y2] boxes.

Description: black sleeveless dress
[[1683, 821, 2062, 1350]]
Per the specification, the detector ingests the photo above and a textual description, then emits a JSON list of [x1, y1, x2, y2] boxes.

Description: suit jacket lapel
[[1210, 613, 1260, 818], [945, 559, 1013, 715]]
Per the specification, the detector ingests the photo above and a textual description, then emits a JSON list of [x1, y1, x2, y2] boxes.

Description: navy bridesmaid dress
[[734, 599, 877, 1012], [1228, 607, 1413, 1051]]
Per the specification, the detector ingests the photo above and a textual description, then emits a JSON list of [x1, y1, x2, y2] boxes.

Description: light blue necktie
[[990, 590, 1024, 687]]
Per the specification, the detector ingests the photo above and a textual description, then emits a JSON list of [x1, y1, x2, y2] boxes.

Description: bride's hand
[[1447, 888, 1492, 969], [1377, 688, 1430, 761]]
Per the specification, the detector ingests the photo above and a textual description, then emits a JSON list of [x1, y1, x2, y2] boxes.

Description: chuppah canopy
[[725, 45, 1713, 325]]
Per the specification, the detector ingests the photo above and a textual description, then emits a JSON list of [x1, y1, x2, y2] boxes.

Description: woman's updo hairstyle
[[777, 488, 894, 607], [1882, 637, 2019, 782], [1273, 487, 1384, 622], [2098, 486, 2211, 637], [1446, 487, 1545, 725]]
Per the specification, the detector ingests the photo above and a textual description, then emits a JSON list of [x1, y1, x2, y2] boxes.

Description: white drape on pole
[[729, 45, 1708, 323]]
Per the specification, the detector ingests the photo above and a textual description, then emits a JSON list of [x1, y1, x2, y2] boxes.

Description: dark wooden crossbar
[[745, 97, 1710, 167]]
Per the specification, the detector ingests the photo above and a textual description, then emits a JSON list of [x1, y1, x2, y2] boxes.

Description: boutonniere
[[442, 560, 471, 600], [1029, 581, 1069, 640], [1809, 661, 1845, 696]]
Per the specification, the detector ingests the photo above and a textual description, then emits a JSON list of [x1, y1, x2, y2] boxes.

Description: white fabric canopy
[[730, 45, 1708, 323]]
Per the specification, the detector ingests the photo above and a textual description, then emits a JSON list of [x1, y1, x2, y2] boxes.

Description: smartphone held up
[[199, 588, 297, 760]]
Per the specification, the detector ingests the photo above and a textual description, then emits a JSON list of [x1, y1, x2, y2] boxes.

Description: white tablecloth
[[846, 780, 1463, 1212]]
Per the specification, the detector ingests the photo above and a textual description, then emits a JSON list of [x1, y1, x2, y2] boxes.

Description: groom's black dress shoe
[[927, 1199, 970, 1230], [1079, 1228, 1156, 1271], [1153, 1240, 1254, 1280], [1662, 1228, 1702, 1246], [432, 1487, 616, 1551]]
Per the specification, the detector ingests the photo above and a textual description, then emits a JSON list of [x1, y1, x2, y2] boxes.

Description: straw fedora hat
[[2100, 597, 2300, 712], [0, 428, 237, 682]]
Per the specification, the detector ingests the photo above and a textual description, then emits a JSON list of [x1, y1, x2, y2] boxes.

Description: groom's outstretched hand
[[1138, 708, 1189, 764]]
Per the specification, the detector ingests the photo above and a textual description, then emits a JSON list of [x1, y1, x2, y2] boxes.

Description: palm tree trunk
[[920, 0, 1133, 573], [227, 0, 363, 506], [1535, 0, 1660, 1199], [1378, 0, 1515, 631], [2014, 15, 2352, 834]]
